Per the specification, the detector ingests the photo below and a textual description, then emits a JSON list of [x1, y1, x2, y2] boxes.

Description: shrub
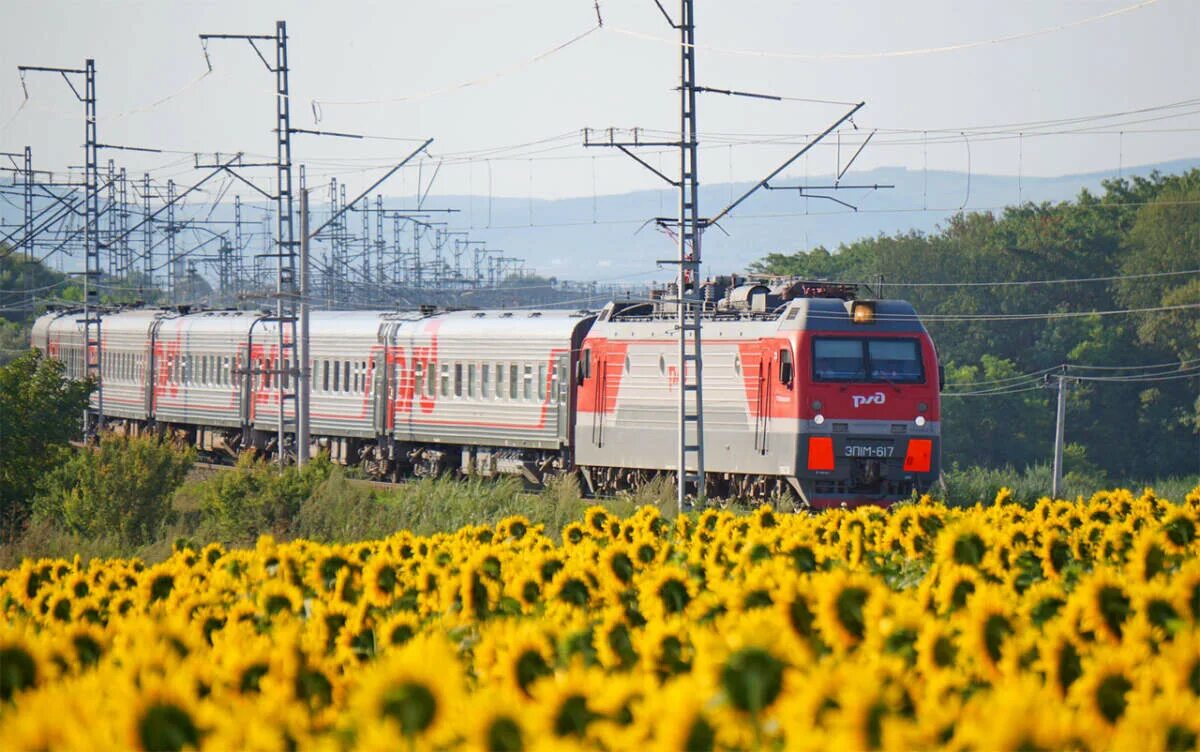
[[33, 433, 194, 545], [0, 350, 93, 539], [196, 452, 333, 541]]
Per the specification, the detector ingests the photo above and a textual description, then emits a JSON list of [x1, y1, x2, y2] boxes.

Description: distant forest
[[752, 170, 1200, 480]]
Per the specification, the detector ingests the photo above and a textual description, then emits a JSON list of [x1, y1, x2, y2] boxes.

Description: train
[[31, 276, 942, 508]]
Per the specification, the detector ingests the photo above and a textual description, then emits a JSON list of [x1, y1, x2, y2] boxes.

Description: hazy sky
[[2, 0, 1197, 201]]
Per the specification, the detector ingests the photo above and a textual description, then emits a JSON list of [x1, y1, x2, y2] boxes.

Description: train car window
[[523, 364, 533, 401], [283, 359, 291, 389], [779, 348, 794, 386], [481, 364, 491, 398], [538, 364, 547, 401], [812, 338, 867, 382], [343, 362, 351, 393], [413, 362, 423, 396], [362, 362, 368, 393], [320, 361, 328, 392], [440, 364, 449, 397], [495, 363, 505, 400], [332, 360, 340, 392], [454, 363, 463, 398], [867, 340, 923, 383], [510, 364, 519, 400]]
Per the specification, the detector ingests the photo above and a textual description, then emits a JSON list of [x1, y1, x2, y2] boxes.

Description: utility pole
[[375, 194, 385, 290], [166, 179, 177, 302], [118, 168, 129, 284], [106, 159, 116, 276], [674, 0, 706, 511], [22, 147, 32, 262], [233, 194, 243, 302], [297, 168, 310, 466], [141, 173, 151, 299], [200, 21, 300, 466], [1052, 373, 1068, 498], [18, 59, 103, 433]]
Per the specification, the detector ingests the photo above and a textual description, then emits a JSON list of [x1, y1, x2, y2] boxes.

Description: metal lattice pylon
[[675, 0, 705, 510]]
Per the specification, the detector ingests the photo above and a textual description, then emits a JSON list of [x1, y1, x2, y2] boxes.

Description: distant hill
[[414, 157, 1200, 282], [4, 157, 1197, 283]]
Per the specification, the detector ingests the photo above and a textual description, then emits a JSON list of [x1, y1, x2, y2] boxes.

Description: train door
[[238, 344, 252, 427], [742, 348, 771, 454], [372, 350, 388, 436], [555, 354, 569, 445], [591, 350, 612, 447], [759, 347, 776, 454], [146, 318, 164, 419]]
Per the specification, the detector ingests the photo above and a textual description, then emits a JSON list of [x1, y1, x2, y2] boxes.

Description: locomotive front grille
[[813, 477, 916, 499]]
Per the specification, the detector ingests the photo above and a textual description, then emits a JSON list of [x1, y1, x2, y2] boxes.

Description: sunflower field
[[3, 486, 1200, 751]]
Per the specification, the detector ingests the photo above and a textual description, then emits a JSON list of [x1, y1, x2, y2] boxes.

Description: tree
[[750, 170, 1200, 478], [0, 350, 93, 537], [33, 433, 195, 545]]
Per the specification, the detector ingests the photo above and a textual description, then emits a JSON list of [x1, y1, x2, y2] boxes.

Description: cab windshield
[[812, 337, 924, 383]]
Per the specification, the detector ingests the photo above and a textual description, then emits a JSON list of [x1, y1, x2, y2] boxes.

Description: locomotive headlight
[[811, 400, 822, 411], [851, 300, 876, 324], [915, 415, 926, 427], [813, 414, 825, 425]]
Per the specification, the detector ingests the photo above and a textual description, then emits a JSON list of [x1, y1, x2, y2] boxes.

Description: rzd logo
[[852, 391, 886, 408]]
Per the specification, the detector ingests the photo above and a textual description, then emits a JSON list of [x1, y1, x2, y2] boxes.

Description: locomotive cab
[[787, 297, 941, 507]]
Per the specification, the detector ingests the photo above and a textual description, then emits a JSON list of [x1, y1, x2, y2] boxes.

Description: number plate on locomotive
[[843, 442, 895, 459]]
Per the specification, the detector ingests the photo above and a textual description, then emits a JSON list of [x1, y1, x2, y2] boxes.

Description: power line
[[888, 267, 1200, 289], [604, 0, 1159, 61]]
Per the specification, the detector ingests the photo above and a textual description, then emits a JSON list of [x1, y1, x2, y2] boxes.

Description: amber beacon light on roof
[[851, 300, 876, 324]]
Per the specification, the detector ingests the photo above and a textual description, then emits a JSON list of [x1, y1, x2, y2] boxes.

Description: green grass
[[3, 459, 1195, 568]]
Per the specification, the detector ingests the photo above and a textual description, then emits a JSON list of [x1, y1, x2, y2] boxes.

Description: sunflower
[[125, 674, 209, 752], [934, 517, 992, 570], [360, 556, 403, 609], [528, 663, 614, 744], [1068, 648, 1146, 737], [478, 620, 557, 699], [914, 619, 960, 680], [349, 633, 464, 746], [1111, 693, 1200, 752], [634, 617, 694, 683], [458, 552, 505, 621], [1072, 570, 1134, 644], [931, 563, 983, 615], [465, 689, 531, 752], [640, 675, 722, 752], [375, 611, 423, 652], [956, 585, 1021, 679], [1157, 634, 1200, 699], [948, 674, 1077, 751], [594, 606, 639, 672], [862, 593, 924, 667], [813, 570, 884, 652], [635, 565, 698, 623], [1127, 530, 1171, 584], [0, 622, 52, 703], [256, 579, 305, 620], [503, 565, 545, 612]]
